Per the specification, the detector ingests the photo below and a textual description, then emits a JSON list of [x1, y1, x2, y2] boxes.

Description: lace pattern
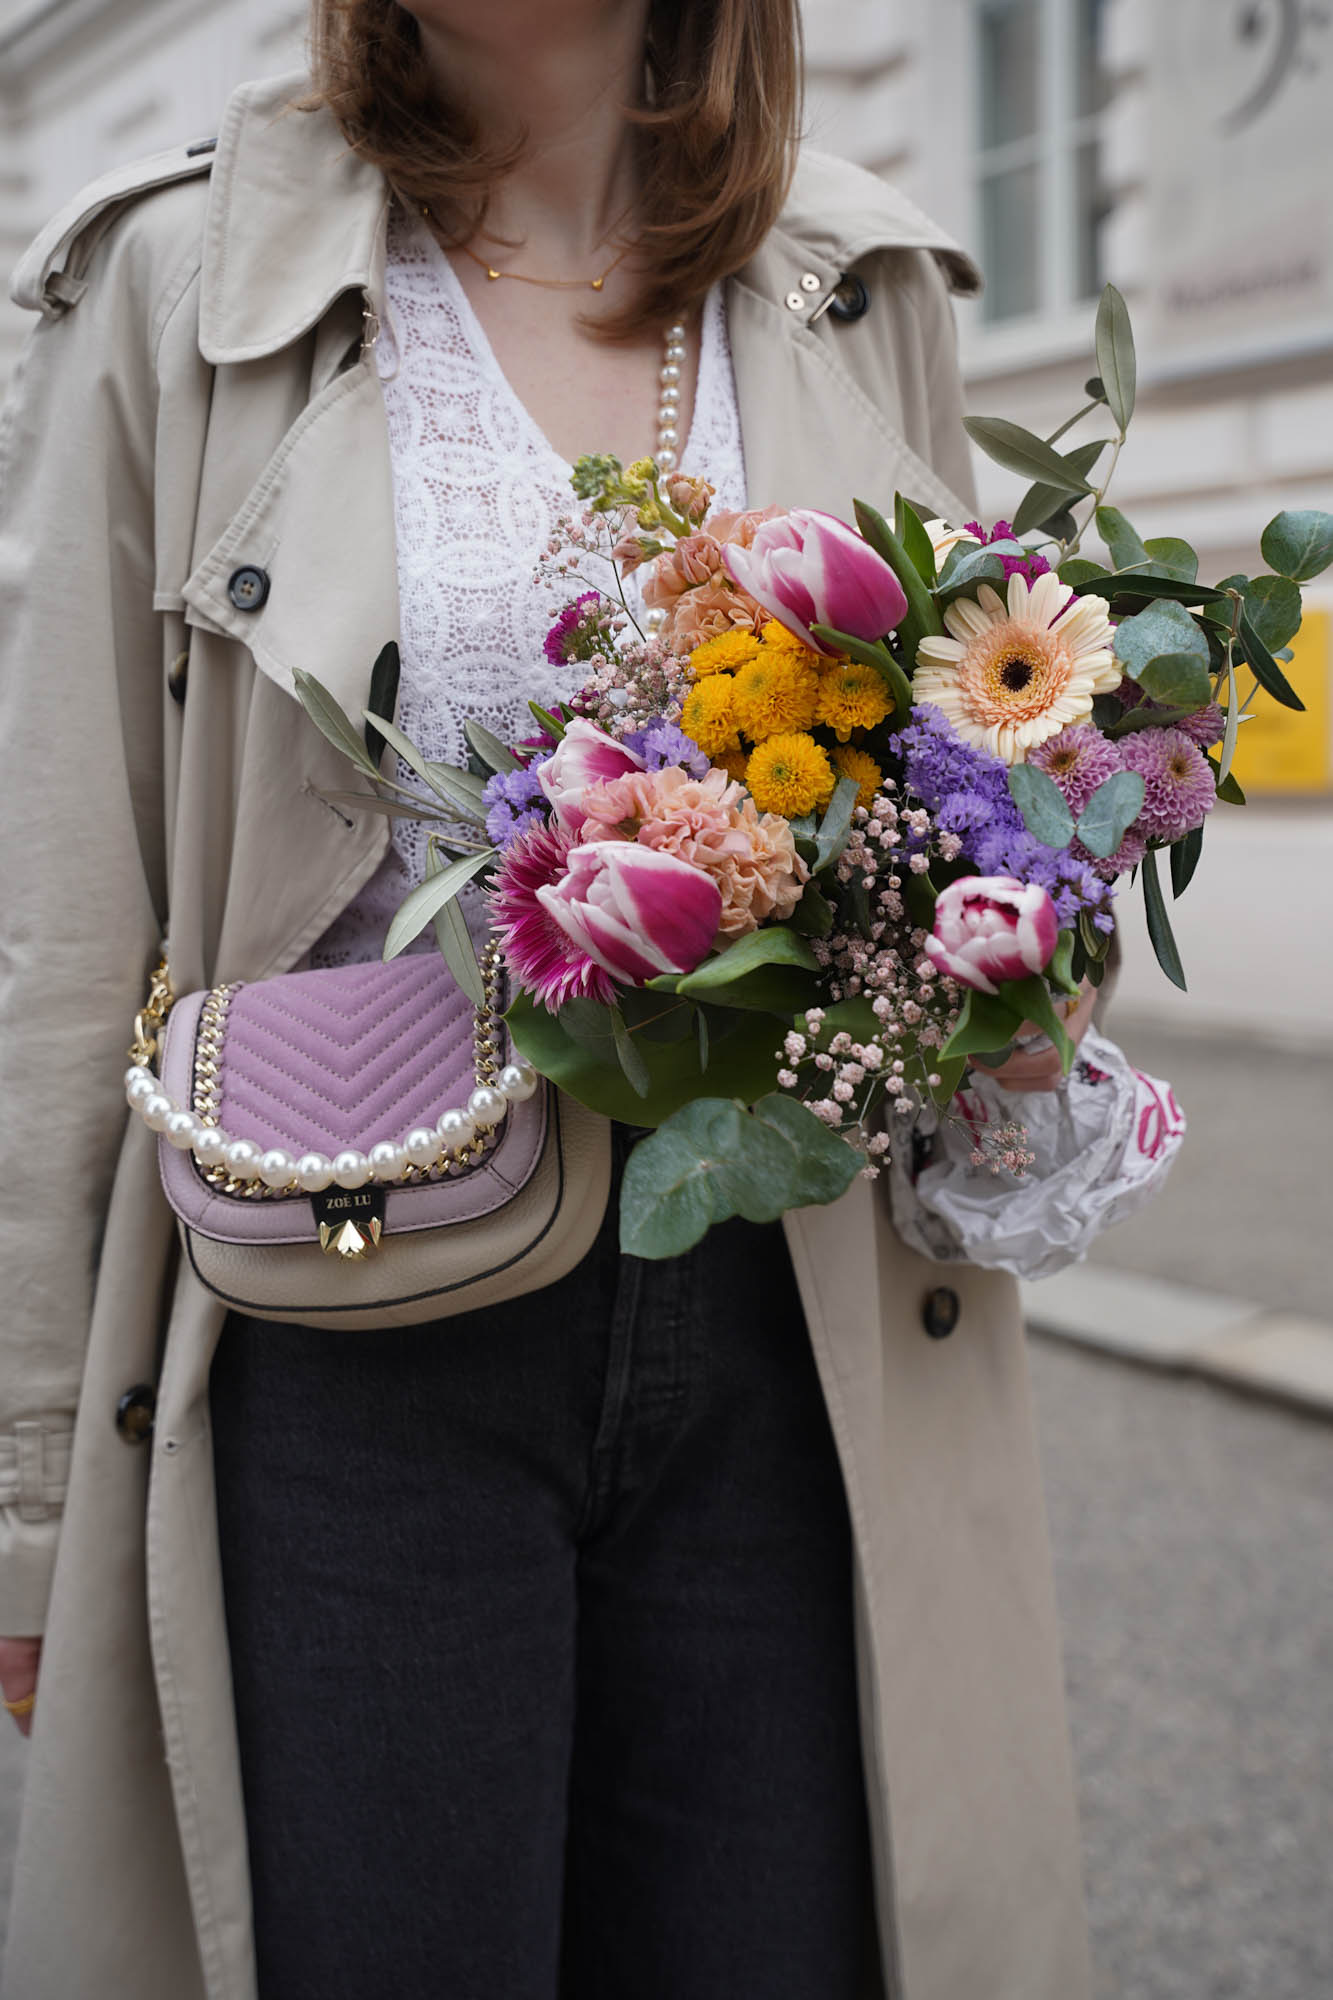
[[310, 203, 748, 968]]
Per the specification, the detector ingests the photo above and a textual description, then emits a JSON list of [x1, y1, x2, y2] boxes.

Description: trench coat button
[[167, 649, 188, 704], [227, 565, 270, 612], [921, 1286, 961, 1341], [828, 273, 870, 323], [784, 290, 807, 312], [799, 270, 821, 292], [115, 1384, 156, 1443]]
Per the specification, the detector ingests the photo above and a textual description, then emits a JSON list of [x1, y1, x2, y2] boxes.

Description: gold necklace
[[421, 206, 633, 293]]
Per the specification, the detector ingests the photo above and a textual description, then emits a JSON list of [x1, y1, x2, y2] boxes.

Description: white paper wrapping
[[888, 1029, 1186, 1282]]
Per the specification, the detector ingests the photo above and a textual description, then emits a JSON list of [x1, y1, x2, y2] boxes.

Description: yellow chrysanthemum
[[816, 661, 895, 741], [745, 733, 836, 819], [689, 630, 763, 678], [713, 745, 750, 783], [833, 745, 884, 811], [681, 676, 741, 757], [731, 650, 820, 742], [760, 618, 821, 659]]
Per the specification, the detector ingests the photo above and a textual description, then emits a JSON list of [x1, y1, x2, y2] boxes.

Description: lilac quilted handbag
[[126, 951, 611, 1328]]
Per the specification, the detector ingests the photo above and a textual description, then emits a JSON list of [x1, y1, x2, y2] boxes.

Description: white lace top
[[310, 203, 749, 968]]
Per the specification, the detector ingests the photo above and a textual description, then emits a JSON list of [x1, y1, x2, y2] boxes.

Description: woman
[[0, 4, 1095, 1995]]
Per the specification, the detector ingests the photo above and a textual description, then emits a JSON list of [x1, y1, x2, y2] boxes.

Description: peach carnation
[[576, 765, 807, 939], [643, 505, 787, 650]]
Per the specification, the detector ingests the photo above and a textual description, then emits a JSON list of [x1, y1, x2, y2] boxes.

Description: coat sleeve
[[0, 213, 179, 1634]]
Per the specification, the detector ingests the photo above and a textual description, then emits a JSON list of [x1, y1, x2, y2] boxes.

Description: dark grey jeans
[[210, 1129, 875, 1999]]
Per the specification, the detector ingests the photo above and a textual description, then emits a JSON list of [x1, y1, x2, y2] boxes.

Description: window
[[973, 0, 1111, 326]]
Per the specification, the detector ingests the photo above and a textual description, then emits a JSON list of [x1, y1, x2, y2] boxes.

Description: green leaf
[[463, 718, 521, 774], [1170, 822, 1204, 899], [292, 669, 384, 779], [366, 709, 483, 814], [809, 625, 913, 721], [1007, 763, 1075, 848], [527, 701, 566, 741], [1075, 770, 1145, 859], [1060, 558, 1112, 588], [1099, 576, 1229, 607], [1078, 908, 1112, 962], [422, 762, 490, 822], [1260, 509, 1333, 584], [1218, 650, 1241, 787], [927, 1055, 969, 1107], [670, 926, 821, 1015], [424, 844, 485, 1006], [1095, 284, 1137, 432], [850, 499, 945, 660], [932, 547, 1010, 603], [610, 1004, 652, 1099], [1013, 438, 1111, 538], [1096, 506, 1150, 572], [617, 1094, 861, 1258], [314, 789, 456, 823], [814, 776, 860, 872], [790, 882, 835, 938], [1238, 615, 1305, 712], [938, 989, 1029, 1066], [364, 642, 401, 766], [506, 990, 782, 1127], [1049, 928, 1080, 997], [1001, 975, 1076, 1074], [1113, 599, 1212, 707], [1241, 574, 1303, 654], [383, 848, 494, 960], [1141, 537, 1199, 585], [1104, 703, 1202, 740], [898, 499, 937, 585], [1207, 754, 1246, 805], [1142, 849, 1186, 990], [963, 416, 1097, 495]]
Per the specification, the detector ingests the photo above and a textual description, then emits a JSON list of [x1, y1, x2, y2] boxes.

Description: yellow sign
[[1230, 607, 1332, 795]]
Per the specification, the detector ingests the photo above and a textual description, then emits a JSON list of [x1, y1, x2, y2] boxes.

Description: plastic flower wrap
[[294, 285, 1330, 1258]]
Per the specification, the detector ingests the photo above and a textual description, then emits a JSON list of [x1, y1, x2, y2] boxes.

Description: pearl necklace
[[656, 318, 688, 473]]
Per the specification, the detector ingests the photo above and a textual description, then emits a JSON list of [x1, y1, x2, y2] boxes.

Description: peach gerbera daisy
[[913, 571, 1120, 764]]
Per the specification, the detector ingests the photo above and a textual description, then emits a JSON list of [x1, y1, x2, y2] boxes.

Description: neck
[[415, 3, 651, 264]]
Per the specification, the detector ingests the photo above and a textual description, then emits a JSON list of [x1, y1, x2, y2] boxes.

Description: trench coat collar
[[197, 70, 980, 367]]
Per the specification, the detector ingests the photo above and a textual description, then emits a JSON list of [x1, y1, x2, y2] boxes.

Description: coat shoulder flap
[[781, 146, 983, 300], [9, 139, 217, 321]]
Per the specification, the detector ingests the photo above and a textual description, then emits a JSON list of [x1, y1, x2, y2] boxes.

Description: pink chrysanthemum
[[1030, 723, 1121, 816], [1118, 727, 1217, 843], [489, 821, 617, 1012]]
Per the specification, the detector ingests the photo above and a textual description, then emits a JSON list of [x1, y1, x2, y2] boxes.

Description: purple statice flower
[[1030, 722, 1120, 816], [483, 757, 552, 851], [543, 592, 607, 668], [1117, 727, 1217, 843], [622, 718, 711, 778], [963, 517, 1051, 584]]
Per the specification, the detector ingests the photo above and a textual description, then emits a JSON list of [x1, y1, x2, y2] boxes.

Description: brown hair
[[305, 0, 803, 340]]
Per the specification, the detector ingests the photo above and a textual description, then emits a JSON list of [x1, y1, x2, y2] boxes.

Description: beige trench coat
[[0, 72, 1091, 2000]]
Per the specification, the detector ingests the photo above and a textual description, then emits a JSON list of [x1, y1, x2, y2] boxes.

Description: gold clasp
[[129, 956, 175, 1068]]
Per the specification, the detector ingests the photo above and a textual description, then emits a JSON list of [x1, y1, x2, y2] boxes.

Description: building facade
[[3, 0, 1331, 787]]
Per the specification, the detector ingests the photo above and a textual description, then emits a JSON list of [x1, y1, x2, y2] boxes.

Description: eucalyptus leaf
[[1095, 284, 1137, 432], [1075, 770, 1145, 860], [1260, 509, 1333, 584], [1113, 599, 1211, 706], [383, 848, 494, 960], [464, 717, 522, 774], [1007, 763, 1075, 847], [1096, 506, 1150, 573], [1141, 537, 1199, 585], [292, 669, 383, 779], [1142, 849, 1186, 989], [963, 417, 1096, 495], [1136, 653, 1214, 708], [1061, 558, 1112, 589], [1241, 574, 1303, 653]]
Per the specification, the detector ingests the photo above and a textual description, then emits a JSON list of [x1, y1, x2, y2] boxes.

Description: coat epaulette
[[8, 137, 216, 320]]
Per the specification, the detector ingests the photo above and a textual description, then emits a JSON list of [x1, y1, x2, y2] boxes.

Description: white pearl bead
[[665, 322, 686, 342], [142, 1093, 173, 1132], [437, 1108, 476, 1150], [125, 1064, 153, 1096], [295, 1153, 335, 1193], [404, 1126, 441, 1168], [369, 1140, 408, 1183], [658, 425, 679, 448], [225, 1139, 262, 1180], [193, 1127, 231, 1168], [164, 1109, 199, 1150], [644, 606, 667, 633], [655, 447, 678, 472], [664, 343, 686, 364], [467, 1085, 507, 1129], [659, 382, 680, 406], [127, 1073, 159, 1109], [332, 1149, 371, 1189], [258, 1148, 297, 1189], [657, 404, 680, 430], [659, 362, 680, 385], [498, 1061, 539, 1103]]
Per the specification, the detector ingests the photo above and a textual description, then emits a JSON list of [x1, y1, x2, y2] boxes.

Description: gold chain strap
[[128, 956, 175, 1069]]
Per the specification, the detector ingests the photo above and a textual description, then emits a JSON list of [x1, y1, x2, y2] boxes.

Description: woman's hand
[[970, 980, 1097, 1094], [1, 1635, 42, 1737]]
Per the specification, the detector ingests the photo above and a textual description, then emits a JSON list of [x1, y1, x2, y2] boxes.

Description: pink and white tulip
[[537, 720, 646, 834], [721, 509, 908, 654], [924, 876, 1059, 995], [537, 842, 721, 989]]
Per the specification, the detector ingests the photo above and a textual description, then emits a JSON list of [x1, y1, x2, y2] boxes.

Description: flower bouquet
[[297, 286, 1331, 1257]]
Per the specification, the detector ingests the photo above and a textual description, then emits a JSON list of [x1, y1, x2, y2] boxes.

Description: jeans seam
[[576, 1251, 644, 1540]]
